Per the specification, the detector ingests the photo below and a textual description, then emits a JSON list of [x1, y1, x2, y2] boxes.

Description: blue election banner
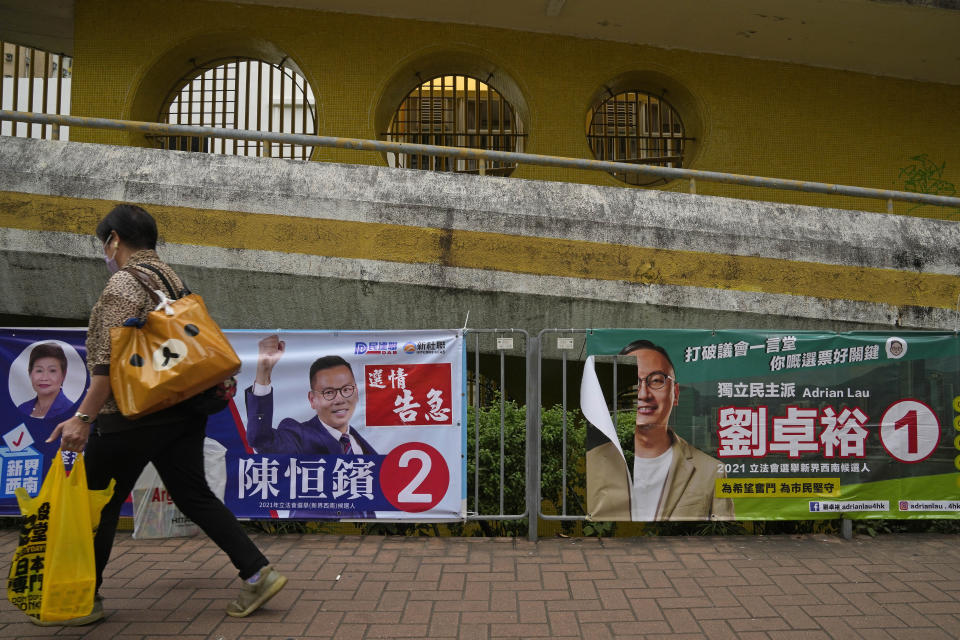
[[0, 329, 87, 504], [1, 329, 466, 521]]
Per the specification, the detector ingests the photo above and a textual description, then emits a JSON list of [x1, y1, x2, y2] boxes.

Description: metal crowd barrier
[[463, 329, 529, 526], [534, 329, 637, 540], [536, 329, 587, 530]]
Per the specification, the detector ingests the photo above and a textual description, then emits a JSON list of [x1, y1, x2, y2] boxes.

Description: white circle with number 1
[[879, 399, 940, 463]]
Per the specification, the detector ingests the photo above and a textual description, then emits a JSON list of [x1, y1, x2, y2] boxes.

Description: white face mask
[[103, 237, 120, 274]]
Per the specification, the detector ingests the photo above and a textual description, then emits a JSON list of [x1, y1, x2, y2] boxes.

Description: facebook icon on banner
[[809, 502, 820, 512]]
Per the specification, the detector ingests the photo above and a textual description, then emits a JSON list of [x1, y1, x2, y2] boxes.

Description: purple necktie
[[340, 434, 352, 455]]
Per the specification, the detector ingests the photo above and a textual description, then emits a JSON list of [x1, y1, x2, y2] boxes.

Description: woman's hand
[[46, 373, 112, 451], [48, 415, 91, 452]]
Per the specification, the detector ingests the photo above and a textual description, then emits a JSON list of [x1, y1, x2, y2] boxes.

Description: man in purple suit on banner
[[244, 335, 377, 456]]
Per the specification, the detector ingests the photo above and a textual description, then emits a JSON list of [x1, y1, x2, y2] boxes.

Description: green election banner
[[583, 330, 960, 522]]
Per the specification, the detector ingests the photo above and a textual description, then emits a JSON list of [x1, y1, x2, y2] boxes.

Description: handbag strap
[[123, 267, 163, 306], [135, 262, 191, 298]]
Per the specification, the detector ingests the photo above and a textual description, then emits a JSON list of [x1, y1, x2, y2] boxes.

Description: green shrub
[[459, 397, 529, 536]]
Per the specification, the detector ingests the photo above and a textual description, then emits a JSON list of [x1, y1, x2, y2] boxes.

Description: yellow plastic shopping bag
[[6, 452, 114, 623]]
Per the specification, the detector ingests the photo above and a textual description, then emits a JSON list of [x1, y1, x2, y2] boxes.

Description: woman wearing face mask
[[18, 343, 73, 419], [45, 204, 286, 627]]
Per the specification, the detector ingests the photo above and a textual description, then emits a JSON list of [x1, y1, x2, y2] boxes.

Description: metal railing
[[2, 110, 960, 209], [464, 329, 528, 524], [536, 330, 589, 529], [536, 330, 662, 535]]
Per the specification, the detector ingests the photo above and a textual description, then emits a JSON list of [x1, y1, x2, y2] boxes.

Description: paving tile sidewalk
[[2, 529, 960, 639]]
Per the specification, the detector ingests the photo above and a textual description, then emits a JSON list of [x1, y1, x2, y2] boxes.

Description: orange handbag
[[109, 266, 240, 419]]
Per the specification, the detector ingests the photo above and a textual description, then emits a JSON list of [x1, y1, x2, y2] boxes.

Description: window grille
[[586, 90, 691, 186], [0, 41, 72, 139], [155, 58, 317, 160], [384, 75, 526, 177]]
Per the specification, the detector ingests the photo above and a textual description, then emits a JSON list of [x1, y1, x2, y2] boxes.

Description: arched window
[[385, 75, 525, 177], [586, 90, 689, 186], [156, 58, 317, 160]]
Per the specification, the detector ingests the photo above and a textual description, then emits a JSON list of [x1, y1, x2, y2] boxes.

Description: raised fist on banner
[[255, 334, 285, 386]]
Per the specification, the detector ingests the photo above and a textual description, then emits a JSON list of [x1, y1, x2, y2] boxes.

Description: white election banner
[[209, 330, 465, 520]]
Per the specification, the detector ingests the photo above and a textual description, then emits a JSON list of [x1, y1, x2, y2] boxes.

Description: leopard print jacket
[[86, 250, 186, 414]]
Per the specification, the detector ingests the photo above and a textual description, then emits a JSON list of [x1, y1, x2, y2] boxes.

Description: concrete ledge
[[1, 136, 958, 331]]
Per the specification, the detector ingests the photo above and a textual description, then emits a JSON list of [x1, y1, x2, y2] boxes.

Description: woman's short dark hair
[[95, 204, 158, 250], [28, 342, 67, 375]]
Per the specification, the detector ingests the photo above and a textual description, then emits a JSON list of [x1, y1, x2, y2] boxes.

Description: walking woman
[[46, 204, 286, 625]]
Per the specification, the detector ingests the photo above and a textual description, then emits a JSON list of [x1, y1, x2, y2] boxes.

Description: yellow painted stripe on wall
[[2, 192, 957, 309]]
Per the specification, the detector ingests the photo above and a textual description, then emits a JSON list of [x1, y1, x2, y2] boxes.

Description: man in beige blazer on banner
[[584, 339, 734, 522]]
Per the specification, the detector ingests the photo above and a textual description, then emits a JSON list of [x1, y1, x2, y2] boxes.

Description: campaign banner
[[0, 329, 87, 508], [0, 329, 466, 521], [584, 329, 960, 521]]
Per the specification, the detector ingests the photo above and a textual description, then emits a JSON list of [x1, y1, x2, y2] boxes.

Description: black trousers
[[84, 412, 268, 591]]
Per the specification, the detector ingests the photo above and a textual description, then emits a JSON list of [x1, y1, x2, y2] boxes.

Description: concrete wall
[[67, 0, 960, 219], [1, 136, 957, 334]]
